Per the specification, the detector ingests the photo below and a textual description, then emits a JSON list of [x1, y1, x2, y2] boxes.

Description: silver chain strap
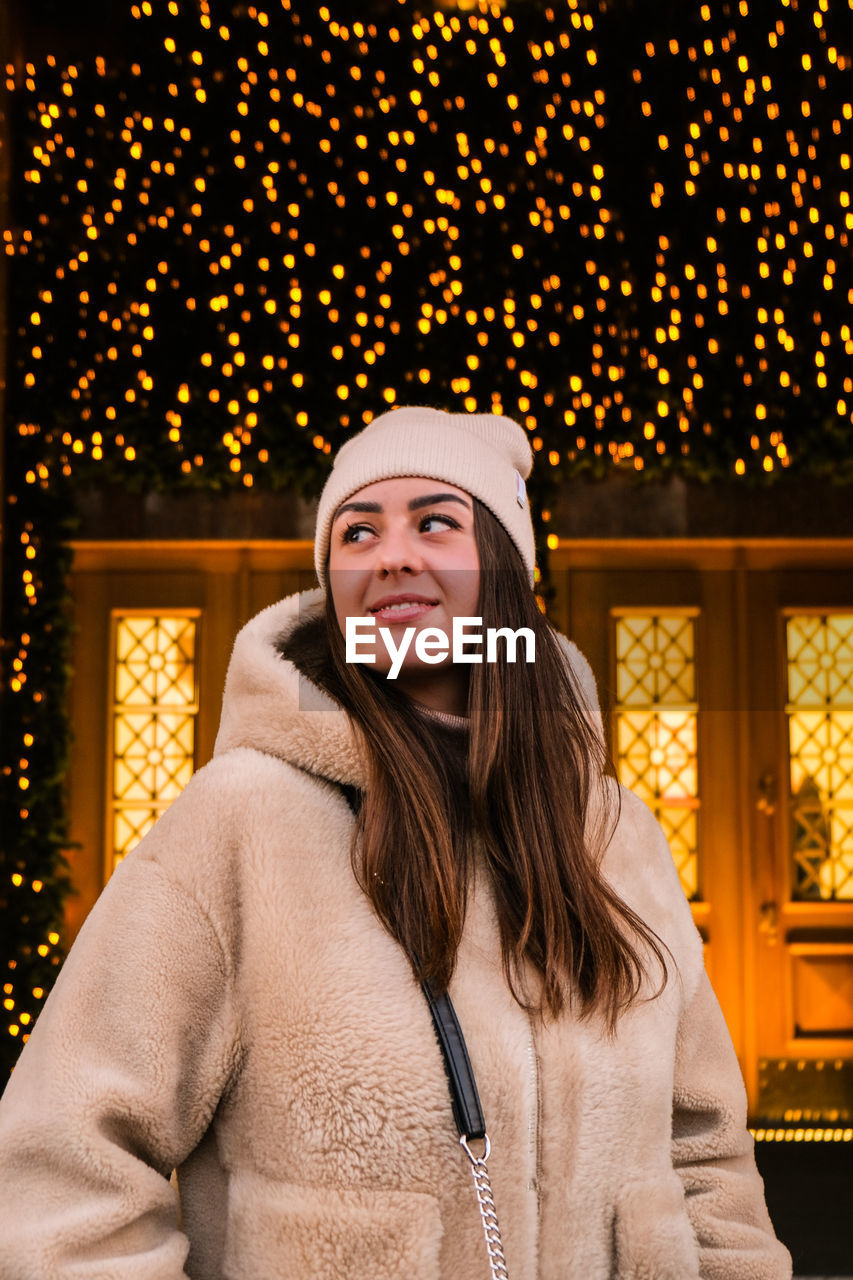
[[460, 1134, 510, 1280]]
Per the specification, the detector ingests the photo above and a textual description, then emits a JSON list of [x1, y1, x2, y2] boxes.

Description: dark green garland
[[0, 481, 75, 1077]]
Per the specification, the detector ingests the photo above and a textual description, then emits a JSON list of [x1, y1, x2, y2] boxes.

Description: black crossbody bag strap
[[420, 979, 508, 1279], [337, 783, 509, 1277], [421, 979, 486, 1142]]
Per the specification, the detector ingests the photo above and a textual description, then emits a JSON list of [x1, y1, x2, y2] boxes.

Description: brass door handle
[[757, 772, 776, 816], [758, 899, 778, 945], [756, 773, 778, 944]]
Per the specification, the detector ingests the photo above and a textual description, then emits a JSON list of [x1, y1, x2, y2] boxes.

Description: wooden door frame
[[66, 540, 315, 941]]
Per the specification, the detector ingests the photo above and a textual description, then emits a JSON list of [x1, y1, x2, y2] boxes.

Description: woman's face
[[328, 476, 480, 715]]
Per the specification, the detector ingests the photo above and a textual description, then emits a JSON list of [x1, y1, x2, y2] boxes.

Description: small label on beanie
[[515, 470, 527, 507]]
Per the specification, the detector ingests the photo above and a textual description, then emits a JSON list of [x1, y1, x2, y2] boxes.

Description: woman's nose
[[374, 527, 423, 575]]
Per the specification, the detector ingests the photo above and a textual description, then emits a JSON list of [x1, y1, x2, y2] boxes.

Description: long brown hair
[[288, 501, 668, 1029]]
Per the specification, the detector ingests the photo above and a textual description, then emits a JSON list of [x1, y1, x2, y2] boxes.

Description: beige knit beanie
[[314, 406, 536, 586]]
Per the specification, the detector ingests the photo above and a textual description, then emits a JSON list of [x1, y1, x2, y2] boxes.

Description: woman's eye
[[341, 523, 375, 544], [420, 513, 460, 533]]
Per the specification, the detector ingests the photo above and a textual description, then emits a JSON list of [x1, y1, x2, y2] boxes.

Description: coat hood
[[214, 588, 606, 792], [214, 589, 366, 789]]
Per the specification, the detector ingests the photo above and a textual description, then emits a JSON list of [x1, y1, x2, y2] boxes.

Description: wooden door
[[552, 548, 853, 1120], [745, 571, 853, 1124], [553, 551, 747, 1061]]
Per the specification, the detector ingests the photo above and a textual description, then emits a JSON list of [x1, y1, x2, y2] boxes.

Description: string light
[[752, 1127, 853, 1143], [7, 0, 851, 487]]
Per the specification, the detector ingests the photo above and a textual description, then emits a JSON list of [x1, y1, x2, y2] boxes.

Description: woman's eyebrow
[[334, 500, 383, 519], [408, 493, 471, 511], [334, 492, 471, 520]]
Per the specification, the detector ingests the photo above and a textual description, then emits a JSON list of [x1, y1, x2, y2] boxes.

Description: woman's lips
[[368, 597, 438, 624]]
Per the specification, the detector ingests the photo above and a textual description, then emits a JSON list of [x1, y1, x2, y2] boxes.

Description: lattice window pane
[[615, 614, 696, 706], [110, 614, 199, 874], [787, 615, 853, 901], [614, 612, 701, 900]]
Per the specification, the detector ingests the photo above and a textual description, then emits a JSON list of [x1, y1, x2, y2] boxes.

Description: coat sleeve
[[0, 851, 241, 1279], [671, 969, 792, 1280]]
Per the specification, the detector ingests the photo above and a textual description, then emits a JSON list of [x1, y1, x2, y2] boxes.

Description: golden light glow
[[787, 615, 853, 900], [5, 0, 853, 1058], [614, 613, 701, 899], [752, 1127, 853, 1143], [110, 614, 199, 874], [8, 0, 851, 481]]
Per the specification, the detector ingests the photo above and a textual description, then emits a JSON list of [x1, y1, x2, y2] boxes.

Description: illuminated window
[[109, 612, 199, 874], [787, 614, 853, 900], [613, 611, 700, 899]]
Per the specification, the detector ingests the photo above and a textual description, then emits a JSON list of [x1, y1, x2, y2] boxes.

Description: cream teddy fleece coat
[[0, 591, 791, 1280]]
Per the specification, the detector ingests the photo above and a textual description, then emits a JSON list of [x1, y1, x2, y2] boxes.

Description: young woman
[[0, 407, 790, 1279]]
